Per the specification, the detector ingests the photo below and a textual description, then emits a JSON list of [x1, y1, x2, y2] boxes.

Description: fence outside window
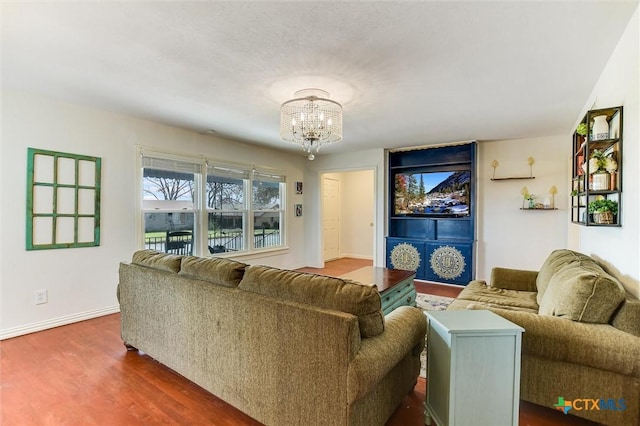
[[144, 229, 281, 254]]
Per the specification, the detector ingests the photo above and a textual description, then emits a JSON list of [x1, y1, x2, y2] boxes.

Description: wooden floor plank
[[0, 258, 596, 425]]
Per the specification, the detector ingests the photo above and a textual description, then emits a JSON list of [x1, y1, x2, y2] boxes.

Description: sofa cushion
[[611, 295, 640, 337], [238, 265, 384, 338], [481, 307, 640, 379], [455, 281, 539, 311], [490, 268, 538, 292], [536, 249, 590, 304], [132, 250, 182, 273], [538, 261, 625, 323], [447, 298, 538, 313], [178, 256, 247, 288]]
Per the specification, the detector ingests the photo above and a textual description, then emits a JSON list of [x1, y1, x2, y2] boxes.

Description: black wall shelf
[[571, 106, 622, 227], [491, 177, 535, 181]]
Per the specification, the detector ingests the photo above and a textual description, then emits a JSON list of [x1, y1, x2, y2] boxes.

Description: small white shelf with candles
[[520, 185, 559, 211]]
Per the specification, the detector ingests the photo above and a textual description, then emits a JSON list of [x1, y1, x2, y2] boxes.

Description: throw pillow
[[538, 261, 625, 323], [238, 265, 384, 338], [132, 250, 182, 273], [536, 249, 591, 304], [179, 256, 247, 288]]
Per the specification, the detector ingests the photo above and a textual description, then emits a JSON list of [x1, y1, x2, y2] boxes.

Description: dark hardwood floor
[[0, 258, 597, 425]]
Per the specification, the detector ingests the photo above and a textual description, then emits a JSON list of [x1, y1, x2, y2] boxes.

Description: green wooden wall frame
[[26, 148, 101, 250]]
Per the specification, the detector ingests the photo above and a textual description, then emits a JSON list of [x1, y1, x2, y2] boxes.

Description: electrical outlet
[[35, 289, 48, 305]]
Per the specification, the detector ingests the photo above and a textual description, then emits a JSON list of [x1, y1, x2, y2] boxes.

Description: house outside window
[[206, 163, 248, 253], [252, 171, 285, 249], [141, 156, 202, 255], [140, 151, 286, 256]]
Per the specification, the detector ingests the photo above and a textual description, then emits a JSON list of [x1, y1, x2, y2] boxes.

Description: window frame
[[205, 162, 250, 254], [251, 172, 286, 250], [138, 148, 287, 257], [140, 153, 203, 255], [26, 148, 101, 250]]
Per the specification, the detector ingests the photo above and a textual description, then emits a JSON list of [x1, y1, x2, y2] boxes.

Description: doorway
[[321, 169, 375, 263]]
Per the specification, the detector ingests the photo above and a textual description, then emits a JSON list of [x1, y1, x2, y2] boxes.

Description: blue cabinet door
[[386, 238, 426, 279], [424, 242, 473, 285]]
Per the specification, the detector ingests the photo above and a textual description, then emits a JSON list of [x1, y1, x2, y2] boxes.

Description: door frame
[[319, 167, 377, 267]]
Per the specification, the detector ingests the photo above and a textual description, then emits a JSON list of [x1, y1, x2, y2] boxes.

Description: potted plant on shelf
[[521, 186, 535, 209], [583, 150, 617, 191], [588, 199, 618, 224], [576, 123, 588, 137]]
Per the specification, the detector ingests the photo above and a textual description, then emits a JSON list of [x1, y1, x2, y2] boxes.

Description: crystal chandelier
[[280, 89, 343, 160]]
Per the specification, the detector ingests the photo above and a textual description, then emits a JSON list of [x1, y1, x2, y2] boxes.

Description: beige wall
[[477, 136, 569, 279]]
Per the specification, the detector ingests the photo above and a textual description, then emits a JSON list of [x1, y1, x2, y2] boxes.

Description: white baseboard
[[339, 253, 374, 260], [0, 305, 120, 340]]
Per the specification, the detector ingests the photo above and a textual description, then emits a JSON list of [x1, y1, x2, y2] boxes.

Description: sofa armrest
[[481, 307, 640, 378], [347, 306, 426, 403], [490, 267, 538, 292]]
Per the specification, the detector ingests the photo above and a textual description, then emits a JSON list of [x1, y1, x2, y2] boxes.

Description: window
[[252, 171, 285, 249], [140, 151, 286, 256], [206, 163, 248, 253], [142, 156, 202, 255]]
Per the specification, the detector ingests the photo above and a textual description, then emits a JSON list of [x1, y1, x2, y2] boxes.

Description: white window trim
[[136, 146, 288, 257]]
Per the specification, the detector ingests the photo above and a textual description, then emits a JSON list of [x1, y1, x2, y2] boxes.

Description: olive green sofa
[[117, 250, 427, 426], [448, 249, 640, 425]]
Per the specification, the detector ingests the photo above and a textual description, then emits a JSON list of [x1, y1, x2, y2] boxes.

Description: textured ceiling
[[2, 1, 638, 158]]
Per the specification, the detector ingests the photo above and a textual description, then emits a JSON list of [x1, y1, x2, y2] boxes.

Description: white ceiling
[[2, 1, 638, 158]]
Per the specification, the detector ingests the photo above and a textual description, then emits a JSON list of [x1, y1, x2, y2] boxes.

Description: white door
[[323, 177, 340, 261]]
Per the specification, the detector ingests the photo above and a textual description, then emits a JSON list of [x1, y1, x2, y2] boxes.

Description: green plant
[[587, 149, 615, 174], [576, 123, 588, 136], [588, 199, 618, 215]]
